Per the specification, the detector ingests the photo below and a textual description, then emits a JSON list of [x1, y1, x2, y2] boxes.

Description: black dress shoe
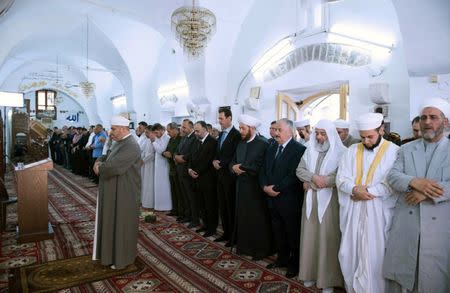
[[285, 270, 298, 279], [252, 256, 263, 261], [167, 211, 178, 216], [266, 262, 287, 269], [179, 218, 190, 223], [187, 222, 199, 229], [224, 241, 233, 247], [214, 235, 229, 242], [203, 231, 215, 237], [196, 227, 206, 233]]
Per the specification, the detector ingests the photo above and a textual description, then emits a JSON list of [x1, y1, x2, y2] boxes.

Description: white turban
[[355, 113, 383, 131], [294, 119, 310, 128], [110, 116, 130, 126], [420, 97, 450, 118], [238, 114, 260, 128], [334, 119, 350, 129]]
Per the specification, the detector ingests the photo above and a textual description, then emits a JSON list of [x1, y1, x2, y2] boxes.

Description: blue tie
[[220, 130, 227, 148]]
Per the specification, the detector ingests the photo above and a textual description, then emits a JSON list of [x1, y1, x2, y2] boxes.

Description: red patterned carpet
[[1, 166, 319, 292]]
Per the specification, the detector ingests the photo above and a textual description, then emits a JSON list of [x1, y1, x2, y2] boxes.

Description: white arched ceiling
[[0, 0, 448, 128]]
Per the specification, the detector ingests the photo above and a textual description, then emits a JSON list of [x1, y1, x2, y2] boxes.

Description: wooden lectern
[[14, 158, 54, 243]]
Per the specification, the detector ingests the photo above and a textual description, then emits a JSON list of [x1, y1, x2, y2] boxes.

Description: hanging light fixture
[[171, 0, 216, 58], [79, 15, 95, 98]]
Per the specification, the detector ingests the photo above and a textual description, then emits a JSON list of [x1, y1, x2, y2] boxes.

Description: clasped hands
[[405, 178, 443, 206], [93, 161, 101, 175], [303, 175, 328, 191], [231, 163, 245, 175], [188, 168, 199, 179]]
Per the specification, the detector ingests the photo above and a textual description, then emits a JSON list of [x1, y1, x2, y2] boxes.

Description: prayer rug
[[8, 255, 141, 293]]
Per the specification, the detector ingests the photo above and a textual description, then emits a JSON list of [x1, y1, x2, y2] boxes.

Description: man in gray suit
[[384, 98, 450, 293]]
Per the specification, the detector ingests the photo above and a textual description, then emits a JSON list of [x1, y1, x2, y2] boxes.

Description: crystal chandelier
[[79, 15, 95, 98], [171, 0, 216, 58]]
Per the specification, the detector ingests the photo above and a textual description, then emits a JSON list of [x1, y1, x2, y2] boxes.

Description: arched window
[[35, 89, 57, 119]]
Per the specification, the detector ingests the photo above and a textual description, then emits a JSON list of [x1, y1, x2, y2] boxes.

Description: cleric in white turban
[[384, 97, 450, 293], [294, 119, 311, 146], [334, 119, 360, 147], [238, 114, 260, 128], [92, 114, 141, 270], [336, 111, 399, 293]]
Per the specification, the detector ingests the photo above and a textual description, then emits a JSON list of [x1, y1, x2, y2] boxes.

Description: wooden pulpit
[[14, 158, 54, 243]]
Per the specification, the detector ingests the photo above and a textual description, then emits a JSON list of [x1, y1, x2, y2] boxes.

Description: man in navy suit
[[212, 108, 241, 245], [260, 118, 306, 278]]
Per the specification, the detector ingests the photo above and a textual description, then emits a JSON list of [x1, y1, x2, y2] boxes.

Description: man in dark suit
[[212, 108, 241, 245], [174, 119, 197, 224], [163, 122, 182, 217], [268, 120, 277, 146], [260, 118, 306, 278], [188, 121, 218, 236]]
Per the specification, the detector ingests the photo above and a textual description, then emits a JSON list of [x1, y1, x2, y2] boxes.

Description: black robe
[[230, 136, 273, 258]]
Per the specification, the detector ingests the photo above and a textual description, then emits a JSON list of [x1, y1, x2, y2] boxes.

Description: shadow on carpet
[[8, 255, 142, 293]]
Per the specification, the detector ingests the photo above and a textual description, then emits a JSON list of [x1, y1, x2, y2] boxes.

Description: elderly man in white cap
[[384, 98, 450, 293], [334, 119, 360, 147], [294, 119, 311, 146], [230, 114, 273, 259], [336, 112, 399, 293], [296, 119, 346, 292], [92, 115, 141, 270]]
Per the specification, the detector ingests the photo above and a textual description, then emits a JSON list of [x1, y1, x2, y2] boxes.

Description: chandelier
[[79, 15, 95, 98], [171, 0, 216, 58]]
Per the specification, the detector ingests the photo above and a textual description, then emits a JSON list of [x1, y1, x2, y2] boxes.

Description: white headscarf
[[304, 119, 346, 223]]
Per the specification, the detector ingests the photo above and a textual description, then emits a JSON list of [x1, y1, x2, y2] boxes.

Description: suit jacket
[[384, 138, 450, 292], [216, 126, 240, 176], [189, 134, 217, 177], [165, 135, 181, 175], [174, 132, 196, 177], [260, 138, 306, 201]]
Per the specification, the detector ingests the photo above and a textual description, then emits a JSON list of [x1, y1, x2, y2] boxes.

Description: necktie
[[219, 130, 227, 148], [275, 145, 284, 160]]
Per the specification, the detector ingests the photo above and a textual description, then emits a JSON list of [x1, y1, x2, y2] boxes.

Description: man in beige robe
[[92, 116, 141, 270], [296, 119, 346, 293]]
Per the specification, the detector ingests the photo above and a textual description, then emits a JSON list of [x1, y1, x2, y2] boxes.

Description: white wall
[[410, 74, 450, 118]]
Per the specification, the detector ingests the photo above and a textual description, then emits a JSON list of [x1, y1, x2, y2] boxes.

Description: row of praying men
[[108, 97, 448, 293]]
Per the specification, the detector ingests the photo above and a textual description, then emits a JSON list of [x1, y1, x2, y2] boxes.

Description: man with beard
[[296, 119, 346, 292], [336, 112, 399, 293], [294, 119, 311, 147], [231, 114, 273, 260], [384, 98, 450, 293]]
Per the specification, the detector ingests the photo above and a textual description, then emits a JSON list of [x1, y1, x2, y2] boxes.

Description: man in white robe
[[336, 113, 399, 293], [140, 125, 156, 209], [133, 121, 148, 150], [151, 123, 172, 211]]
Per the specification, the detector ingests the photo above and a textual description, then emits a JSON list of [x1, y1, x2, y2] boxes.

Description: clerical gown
[[140, 137, 155, 208], [93, 135, 141, 269], [231, 136, 273, 258], [153, 133, 172, 211], [336, 138, 399, 293], [296, 153, 344, 289]]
